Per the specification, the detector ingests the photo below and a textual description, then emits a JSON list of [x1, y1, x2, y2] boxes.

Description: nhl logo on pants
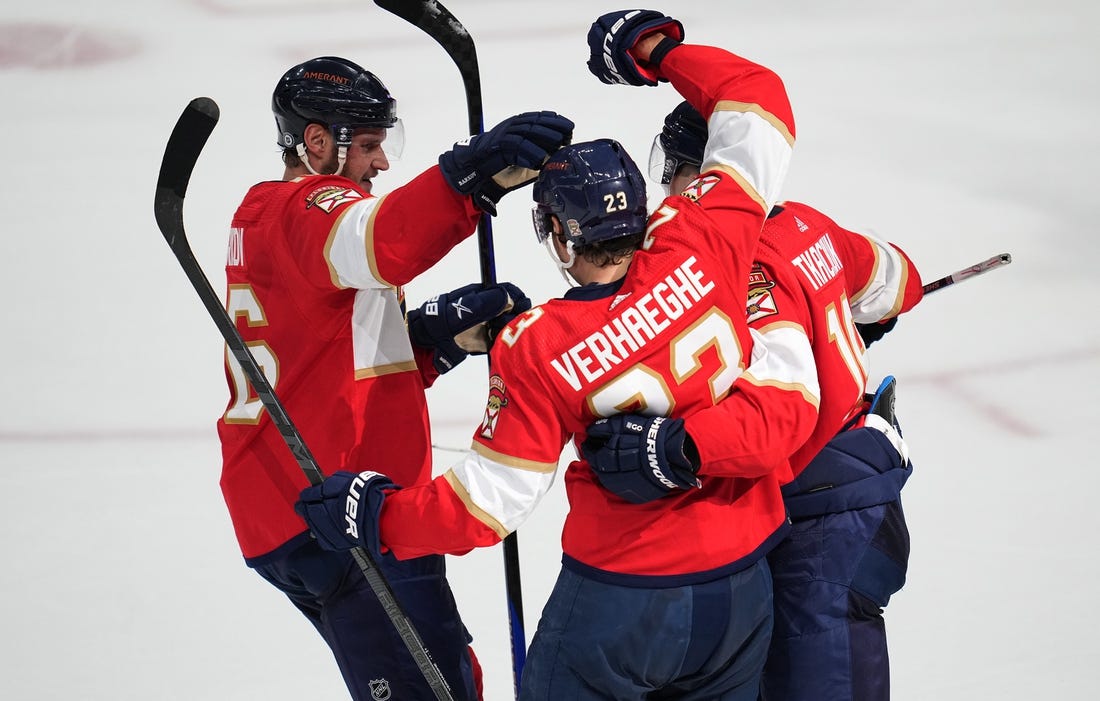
[[369, 679, 391, 700]]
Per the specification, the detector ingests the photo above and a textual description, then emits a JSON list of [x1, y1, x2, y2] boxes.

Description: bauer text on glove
[[294, 470, 398, 556], [586, 9, 684, 86]]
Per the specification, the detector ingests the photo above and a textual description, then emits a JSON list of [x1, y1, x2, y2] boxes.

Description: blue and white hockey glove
[[586, 9, 684, 87], [407, 282, 531, 375], [294, 470, 398, 555], [439, 111, 574, 215], [582, 414, 701, 504]]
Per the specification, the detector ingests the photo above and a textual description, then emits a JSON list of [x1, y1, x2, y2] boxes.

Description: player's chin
[[359, 179, 373, 194]]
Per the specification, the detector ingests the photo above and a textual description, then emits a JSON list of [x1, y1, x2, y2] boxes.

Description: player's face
[[669, 163, 701, 196], [342, 128, 390, 193]]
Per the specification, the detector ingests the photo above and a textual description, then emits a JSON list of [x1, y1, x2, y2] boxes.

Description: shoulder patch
[[747, 263, 779, 323], [480, 374, 510, 440], [679, 174, 721, 202], [304, 185, 363, 214]]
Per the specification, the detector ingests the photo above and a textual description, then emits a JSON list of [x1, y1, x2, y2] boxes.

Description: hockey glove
[[856, 316, 898, 348], [586, 9, 684, 87], [294, 470, 398, 556], [582, 414, 701, 504], [439, 111, 575, 215], [407, 282, 532, 375]]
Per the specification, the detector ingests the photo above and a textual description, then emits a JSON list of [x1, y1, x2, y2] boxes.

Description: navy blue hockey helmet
[[532, 139, 648, 249], [649, 100, 707, 185], [272, 56, 401, 151]]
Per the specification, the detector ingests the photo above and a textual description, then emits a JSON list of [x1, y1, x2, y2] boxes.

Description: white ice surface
[[1, 0, 1098, 699]]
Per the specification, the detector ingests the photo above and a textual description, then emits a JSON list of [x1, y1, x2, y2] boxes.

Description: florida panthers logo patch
[[304, 185, 363, 213], [747, 263, 779, 323], [480, 375, 509, 440], [678, 174, 721, 202]]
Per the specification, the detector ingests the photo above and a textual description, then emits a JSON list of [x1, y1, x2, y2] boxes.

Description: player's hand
[[439, 111, 574, 215], [407, 282, 532, 374], [856, 317, 898, 348], [586, 9, 684, 87], [582, 414, 700, 504], [294, 470, 399, 555]]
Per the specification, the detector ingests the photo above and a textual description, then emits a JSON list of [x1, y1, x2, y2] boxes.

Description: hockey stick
[[153, 97, 455, 701], [374, 1, 527, 695], [923, 253, 1012, 295]]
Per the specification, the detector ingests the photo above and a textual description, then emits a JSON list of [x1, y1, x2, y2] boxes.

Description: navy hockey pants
[[520, 559, 773, 701], [254, 538, 478, 701], [760, 500, 910, 701]]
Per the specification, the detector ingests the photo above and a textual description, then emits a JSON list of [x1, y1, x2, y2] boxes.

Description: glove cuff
[[648, 35, 682, 75], [472, 180, 505, 216]]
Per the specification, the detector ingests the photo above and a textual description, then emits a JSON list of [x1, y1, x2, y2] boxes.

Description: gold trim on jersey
[[715, 99, 795, 147], [443, 469, 511, 539], [323, 207, 355, 290], [707, 164, 768, 213], [363, 193, 392, 288], [354, 360, 418, 379], [740, 371, 821, 410], [469, 442, 558, 474]]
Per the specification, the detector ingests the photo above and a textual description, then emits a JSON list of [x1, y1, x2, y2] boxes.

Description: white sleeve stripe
[[448, 452, 556, 535], [849, 234, 909, 323], [350, 288, 416, 374], [715, 99, 795, 146], [741, 325, 820, 407], [324, 196, 390, 290], [702, 110, 793, 212]]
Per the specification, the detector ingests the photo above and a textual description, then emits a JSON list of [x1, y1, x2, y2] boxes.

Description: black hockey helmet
[[272, 56, 400, 151], [532, 139, 648, 249], [649, 100, 707, 185]]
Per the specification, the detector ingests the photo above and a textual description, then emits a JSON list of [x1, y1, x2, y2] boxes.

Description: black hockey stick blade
[[373, 0, 483, 133], [922, 252, 1012, 295], [154, 97, 219, 249], [152, 97, 455, 701]]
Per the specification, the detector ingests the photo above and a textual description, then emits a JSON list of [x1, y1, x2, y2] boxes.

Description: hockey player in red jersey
[[297, 12, 822, 699], [584, 100, 925, 700], [218, 55, 572, 701]]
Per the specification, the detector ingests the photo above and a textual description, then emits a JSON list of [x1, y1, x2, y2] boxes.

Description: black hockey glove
[[582, 414, 701, 504], [407, 282, 531, 375], [439, 111, 574, 215], [294, 470, 399, 556], [856, 316, 898, 348], [586, 9, 684, 87]]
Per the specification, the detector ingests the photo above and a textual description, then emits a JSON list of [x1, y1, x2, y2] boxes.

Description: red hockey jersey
[[684, 201, 924, 479], [377, 44, 818, 584], [218, 166, 480, 561]]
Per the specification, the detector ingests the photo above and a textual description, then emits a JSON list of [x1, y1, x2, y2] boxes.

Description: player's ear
[[303, 123, 329, 157]]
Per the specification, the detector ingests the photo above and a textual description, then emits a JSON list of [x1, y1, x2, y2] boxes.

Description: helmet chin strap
[[295, 143, 348, 177], [543, 236, 580, 287]]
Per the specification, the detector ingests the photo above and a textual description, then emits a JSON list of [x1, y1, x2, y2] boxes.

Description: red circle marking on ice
[[0, 23, 139, 69]]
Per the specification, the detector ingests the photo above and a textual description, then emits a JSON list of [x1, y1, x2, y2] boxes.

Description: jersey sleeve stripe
[[322, 196, 392, 290], [741, 324, 821, 409], [703, 110, 793, 212], [848, 234, 911, 322], [443, 469, 511, 539], [470, 441, 558, 473], [714, 99, 795, 147], [448, 451, 557, 535], [353, 361, 418, 378]]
